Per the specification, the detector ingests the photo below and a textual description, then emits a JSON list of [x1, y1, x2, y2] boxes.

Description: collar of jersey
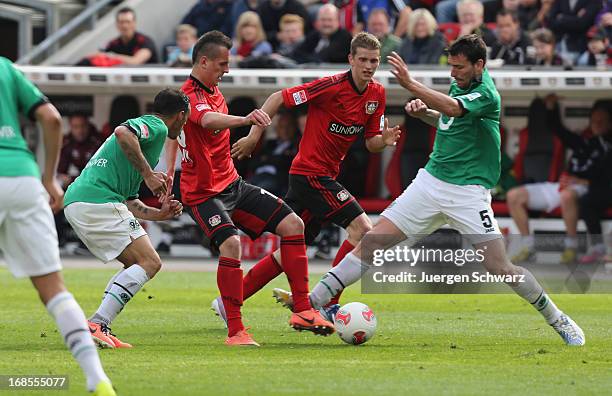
[[347, 70, 368, 95], [189, 74, 215, 95]]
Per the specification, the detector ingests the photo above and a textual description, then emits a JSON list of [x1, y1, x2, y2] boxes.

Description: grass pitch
[[1, 267, 611, 396]]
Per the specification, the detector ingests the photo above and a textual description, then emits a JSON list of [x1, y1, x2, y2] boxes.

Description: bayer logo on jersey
[[335, 302, 377, 345]]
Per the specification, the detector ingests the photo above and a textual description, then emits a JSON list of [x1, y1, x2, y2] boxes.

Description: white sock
[[91, 264, 149, 325], [46, 291, 109, 391], [310, 253, 364, 309], [564, 236, 578, 249], [510, 268, 562, 324], [523, 235, 535, 250], [102, 268, 124, 301]]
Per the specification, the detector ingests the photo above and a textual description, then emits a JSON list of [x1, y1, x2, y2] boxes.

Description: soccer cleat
[[225, 327, 260, 346], [272, 288, 294, 311], [510, 247, 536, 264], [101, 324, 132, 348], [92, 380, 116, 396], [579, 246, 606, 264], [550, 313, 585, 346], [290, 308, 335, 336], [211, 296, 228, 328], [320, 304, 340, 323], [560, 248, 577, 264], [87, 321, 114, 349]]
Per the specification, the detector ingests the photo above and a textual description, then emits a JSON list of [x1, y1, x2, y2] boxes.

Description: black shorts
[[284, 174, 364, 245], [188, 178, 293, 249]]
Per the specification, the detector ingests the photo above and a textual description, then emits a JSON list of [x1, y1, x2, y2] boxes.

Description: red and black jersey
[[179, 75, 239, 206], [282, 71, 386, 178], [104, 32, 158, 63]]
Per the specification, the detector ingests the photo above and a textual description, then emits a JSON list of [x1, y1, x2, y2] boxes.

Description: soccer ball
[[334, 302, 377, 345]]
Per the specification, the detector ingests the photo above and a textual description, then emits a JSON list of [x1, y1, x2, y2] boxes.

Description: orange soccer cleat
[[290, 309, 335, 336], [225, 327, 260, 347], [87, 321, 114, 349]]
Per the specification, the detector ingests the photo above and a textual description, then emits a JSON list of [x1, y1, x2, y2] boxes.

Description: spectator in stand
[[517, 0, 540, 31], [530, 28, 566, 65], [577, 26, 612, 66], [597, 8, 612, 43], [546, 0, 601, 64], [354, 0, 413, 37], [82, 7, 158, 66], [457, 0, 496, 46], [248, 110, 299, 197], [367, 8, 401, 62], [507, 96, 612, 265], [166, 24, 197, 68], [230, 11, 273, 63], [291, 3, 353, 63], [230, 0, 260, 37], [398, 8, 447, 64], [277, 14, 306, 56], [57, 114, 102, 191], [258, 0, 311, 50], [489, 10, 533, 65], [181, 0, 233, 36]]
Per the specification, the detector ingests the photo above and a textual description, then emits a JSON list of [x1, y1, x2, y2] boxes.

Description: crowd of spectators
[[76, 0, 611, 68]]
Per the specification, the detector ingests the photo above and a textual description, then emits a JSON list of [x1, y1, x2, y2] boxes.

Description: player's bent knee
[[218, 235, 241, 259], [276, 213, 304, 236], [507, 187, 527, 206], [348, 215, 372, 241]]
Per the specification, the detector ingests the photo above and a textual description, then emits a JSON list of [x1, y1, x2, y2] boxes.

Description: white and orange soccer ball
[[334, 302, 377, 345]]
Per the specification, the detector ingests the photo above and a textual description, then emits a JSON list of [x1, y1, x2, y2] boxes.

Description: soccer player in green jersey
[[64, 88, 188, 349], [276, 35, 585, 346], [0, 57, 115, 395]]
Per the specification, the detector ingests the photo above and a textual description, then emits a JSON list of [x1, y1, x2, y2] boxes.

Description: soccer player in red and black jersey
[[168, 31, 334, 346], [225, 32, 401, 320]]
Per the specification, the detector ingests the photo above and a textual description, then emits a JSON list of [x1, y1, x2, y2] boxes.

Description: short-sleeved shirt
[[64, 115, 168, 205], [105, 32, 158, 64], [0, 57, 48, 177], [179, 75, 239, 206], [425, 68, 501, 189], [282, 71, 386, 178]]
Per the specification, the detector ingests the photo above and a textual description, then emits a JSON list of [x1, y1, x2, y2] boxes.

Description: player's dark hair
[[496, 9, 518, 23], [153, 88, 189, 116], [350, 32, 381, 56], [448, 34, 487, 65], [192, 30, 232, 65], [116, 6, 135, 20]]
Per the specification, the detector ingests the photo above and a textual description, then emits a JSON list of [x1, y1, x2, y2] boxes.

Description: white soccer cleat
[[550, 313, 585, 346], [272, 288, 294, 311], [211, 296, 228, 328]]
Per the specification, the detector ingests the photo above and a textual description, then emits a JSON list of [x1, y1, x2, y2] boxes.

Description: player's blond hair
[[350, 32, 381, 56], [234, 11, 267, 46]]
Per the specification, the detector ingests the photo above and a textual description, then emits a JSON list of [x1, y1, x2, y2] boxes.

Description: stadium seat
[[438, 23, 461, 44]]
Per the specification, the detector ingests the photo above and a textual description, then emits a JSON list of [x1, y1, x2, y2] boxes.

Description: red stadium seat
[[438, 23, 461, 43]]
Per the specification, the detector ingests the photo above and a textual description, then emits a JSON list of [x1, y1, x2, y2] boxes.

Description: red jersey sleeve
[[282, 75, 337, 108], [365, 86, 386, 139], [187, 91, 214, 126]]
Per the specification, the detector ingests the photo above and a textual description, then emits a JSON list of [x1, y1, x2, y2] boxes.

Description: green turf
[[1, 267, 611, 396]]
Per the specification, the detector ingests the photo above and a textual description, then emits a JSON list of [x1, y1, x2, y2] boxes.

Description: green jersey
[[425, 68, 501, 188], [0, 57, 48, 177], [64, 115, 168, 205]]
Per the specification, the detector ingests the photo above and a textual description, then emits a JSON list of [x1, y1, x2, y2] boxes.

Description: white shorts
[[0, 177, 62, 278], [64, 202, 147, 263], [524, 182, 588, 213], [381, 169, 501, 245]]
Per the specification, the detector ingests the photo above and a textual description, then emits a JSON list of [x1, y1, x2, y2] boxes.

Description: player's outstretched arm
[[365, 118, 401, 153], [126, 196, 183, 221], [387, 52, 464, 118], [161, 138, 179, 203], [201, 108, 270, 131], [35, 103, 64, 214], [231, 91, 284, 160], [115, 126, 167, 197]]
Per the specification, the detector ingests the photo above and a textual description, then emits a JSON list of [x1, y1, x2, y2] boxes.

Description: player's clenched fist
[[244, 109, 271, 127], [159, 194, 183, 219], [405, 99, 428, 117]]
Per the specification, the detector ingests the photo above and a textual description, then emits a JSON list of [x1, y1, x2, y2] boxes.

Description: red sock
[[218, 257, 244, 337], [328, 239, 355, 306], [243, 254, 283, 300], [280, 235, 311, 312]]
